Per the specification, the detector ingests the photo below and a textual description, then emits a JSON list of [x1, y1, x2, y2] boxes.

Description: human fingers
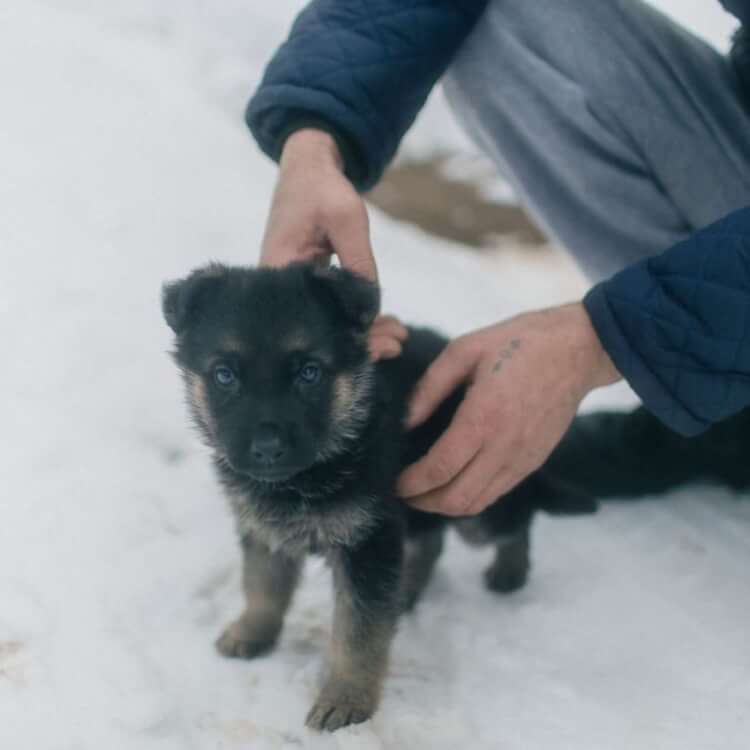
[[397, 396, 484, 498], [368, 335, 402, 362], [260, 241, 326, 269], [370, 315, 408, 341], [325, 196, 378, 283], [367, 316, 408, 361], [402, 441, 508, 516], [406, 340, 476, 429]]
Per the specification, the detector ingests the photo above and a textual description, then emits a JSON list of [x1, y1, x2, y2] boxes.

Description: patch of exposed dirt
[[367, 154, 547, 249]]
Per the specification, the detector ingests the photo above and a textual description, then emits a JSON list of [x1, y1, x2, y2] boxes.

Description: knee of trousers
[[443, 0, 648, 126]]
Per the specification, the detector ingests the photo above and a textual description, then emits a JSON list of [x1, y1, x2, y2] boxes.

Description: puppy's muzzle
[[250, 423, 287, 468]]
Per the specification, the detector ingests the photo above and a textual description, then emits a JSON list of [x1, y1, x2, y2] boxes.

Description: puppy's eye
[[297, 362, 321, 385], [213, 364, 236, 388]]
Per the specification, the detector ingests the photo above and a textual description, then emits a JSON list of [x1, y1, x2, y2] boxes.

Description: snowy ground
[[2, 2, 749, 749]]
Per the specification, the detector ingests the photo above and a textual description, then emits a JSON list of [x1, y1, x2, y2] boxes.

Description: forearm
[[247, 0, 490, 190]]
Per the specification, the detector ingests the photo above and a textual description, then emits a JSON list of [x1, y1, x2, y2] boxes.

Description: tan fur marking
[[332, 373, 356, 425], [281, 330, 312, 352], [187, 373, 215, 435], [216, 534, 302, 660], [330, 560, 393, 695], [315, 363, 374, 462], [330, 606, 390, 688], [217, 335, 246, 355], [305, 576, 392, 730]]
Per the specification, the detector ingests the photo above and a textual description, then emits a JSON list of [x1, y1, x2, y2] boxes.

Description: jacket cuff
[[583, 282, 708, 437], [246, 96, 369, 190], [730, 25, 750, 103]]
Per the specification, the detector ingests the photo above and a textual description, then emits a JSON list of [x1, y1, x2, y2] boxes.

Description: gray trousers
[[443, 0, 750, 282]]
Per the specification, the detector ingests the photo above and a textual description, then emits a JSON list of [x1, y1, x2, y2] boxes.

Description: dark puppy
[[161, 262, 594, 731]]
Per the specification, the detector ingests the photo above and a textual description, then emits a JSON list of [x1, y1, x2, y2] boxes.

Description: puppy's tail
[[538, 407, 750, 505]]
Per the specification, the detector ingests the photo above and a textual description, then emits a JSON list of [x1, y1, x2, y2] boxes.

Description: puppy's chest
[[227, 490, 378, 555]]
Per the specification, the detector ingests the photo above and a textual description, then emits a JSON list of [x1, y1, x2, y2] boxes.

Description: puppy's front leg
[[306, 521, 403, 732], [216, 532, 302, 659]]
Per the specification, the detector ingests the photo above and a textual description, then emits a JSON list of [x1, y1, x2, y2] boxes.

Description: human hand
[[368, 315, 408, 362], [261, 129, 402, 360], [397, 303, 621, 515], [261, 128, 377, 280]]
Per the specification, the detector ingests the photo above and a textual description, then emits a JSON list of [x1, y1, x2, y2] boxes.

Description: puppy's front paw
[[215, 613, 281, 660], [305, 681, 376, 732], [483, 559, 528, 594]]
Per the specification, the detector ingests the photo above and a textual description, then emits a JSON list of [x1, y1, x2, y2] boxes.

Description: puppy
[[161, 261, 595, 731]]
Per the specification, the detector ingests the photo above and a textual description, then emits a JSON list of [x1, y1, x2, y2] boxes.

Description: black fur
[[542, 405, 750, 500], [161, 261, 595, 730]]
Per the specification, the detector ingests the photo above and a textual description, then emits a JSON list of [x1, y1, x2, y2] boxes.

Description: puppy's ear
[[310, 265, 380, 331], [161, 263, 227, 334]]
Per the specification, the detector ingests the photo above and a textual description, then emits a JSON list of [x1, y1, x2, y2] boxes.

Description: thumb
[[260, 242, 325, 269], [326, 200, 378, 283], [407, 343, 475, 428]]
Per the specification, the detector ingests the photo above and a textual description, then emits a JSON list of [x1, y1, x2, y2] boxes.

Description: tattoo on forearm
[[492, 338, 521, 373]]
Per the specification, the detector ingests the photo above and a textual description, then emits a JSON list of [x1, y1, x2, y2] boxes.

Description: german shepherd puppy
[[161, 261, 596, 731]]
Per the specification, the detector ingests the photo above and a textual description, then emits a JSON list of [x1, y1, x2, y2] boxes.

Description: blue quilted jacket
[[248, 0, 750, 437]]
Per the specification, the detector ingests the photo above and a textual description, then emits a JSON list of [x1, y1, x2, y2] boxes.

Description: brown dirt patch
[[367, 154, 547, 249]]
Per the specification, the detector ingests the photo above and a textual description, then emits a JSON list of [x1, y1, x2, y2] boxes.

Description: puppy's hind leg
[[400, 528, 445, 612], [216, 532, 303, 660], [483, 526, 530, 594], [306, 521, 403, 732]]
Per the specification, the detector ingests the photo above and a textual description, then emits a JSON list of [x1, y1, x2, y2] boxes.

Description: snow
[[1, 2, 748, 749]]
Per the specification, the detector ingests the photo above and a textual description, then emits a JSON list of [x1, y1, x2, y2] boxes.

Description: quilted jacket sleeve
[[584, 207, 750, 437], [720, 0, 750, 24], [723, 1, 750, 99], [246, 0, 489, 191]]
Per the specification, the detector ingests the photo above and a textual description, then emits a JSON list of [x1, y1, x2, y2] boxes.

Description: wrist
[[571, 302, 621, 390], [280, 128, 343, 171]]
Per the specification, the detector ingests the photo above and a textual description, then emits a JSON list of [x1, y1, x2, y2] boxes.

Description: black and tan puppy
[[161, 262, 595, 731]]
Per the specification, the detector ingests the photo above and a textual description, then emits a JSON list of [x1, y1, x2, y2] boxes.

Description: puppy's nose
[[250, 424, 286, 466]]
